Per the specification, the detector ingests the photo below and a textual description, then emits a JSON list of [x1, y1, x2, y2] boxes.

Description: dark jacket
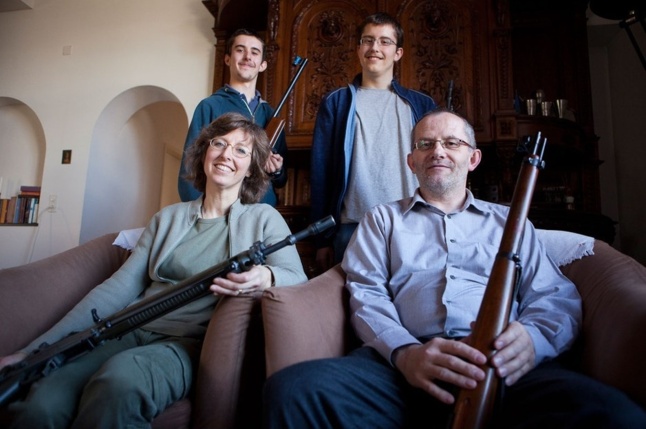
[[310, 74, 437, 247]]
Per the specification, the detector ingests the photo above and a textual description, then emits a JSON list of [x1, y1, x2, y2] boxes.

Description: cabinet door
[[265, 0, 375, 148], [396, 0, 494, 141]]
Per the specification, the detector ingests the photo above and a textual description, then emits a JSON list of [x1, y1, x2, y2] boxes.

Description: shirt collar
[[404, 188, 490, 216], [192, 197, 242, 221], [224, 84, 261, 107]]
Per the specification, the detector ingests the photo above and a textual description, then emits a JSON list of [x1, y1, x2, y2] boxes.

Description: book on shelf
[[6, 196, 17, 223], [20, 185, 41, 194], [18, 185, 41, 198], [23, 196, 39, 224], [280, 168, 296, 206], [0, 198, 8, 223], [31, 199, 40, 223], [274, 186, 285, 206], [1, 195, 40, 224], [295, 168, 311, 206], [18, 197, 27, 223]]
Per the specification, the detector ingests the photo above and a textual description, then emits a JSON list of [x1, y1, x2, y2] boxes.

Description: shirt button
[[450, 239, 456, 243], [450, 275, 456, 280]]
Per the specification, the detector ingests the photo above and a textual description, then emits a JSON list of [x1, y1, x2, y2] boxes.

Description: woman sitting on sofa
[[0, 112, 307, 428]]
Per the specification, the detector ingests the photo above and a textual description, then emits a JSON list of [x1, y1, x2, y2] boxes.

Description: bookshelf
[[0, 184, 41, 226]]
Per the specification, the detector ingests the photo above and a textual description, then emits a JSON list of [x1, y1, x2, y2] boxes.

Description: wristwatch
[[268, 168, 283, 178]]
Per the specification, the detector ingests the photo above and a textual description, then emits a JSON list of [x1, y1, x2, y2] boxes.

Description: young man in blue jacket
[[310, 13, 437, 272], [178, 28, 287, 206]]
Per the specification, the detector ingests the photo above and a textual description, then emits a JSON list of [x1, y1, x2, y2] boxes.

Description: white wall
[[0, 0, 215, 268], [0, 100, 45, 191], [79, 87, 186, 243]]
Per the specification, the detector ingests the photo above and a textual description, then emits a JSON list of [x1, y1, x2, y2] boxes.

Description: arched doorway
[[80, 86, 187, 243]]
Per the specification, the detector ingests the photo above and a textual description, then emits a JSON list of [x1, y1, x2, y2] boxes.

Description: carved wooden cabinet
[[201, 0, 612, 274], [203, 0, 514, 144], [259, 0, 514, 147]]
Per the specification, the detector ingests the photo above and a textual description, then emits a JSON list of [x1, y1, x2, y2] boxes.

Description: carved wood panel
[[263, 0, 508, 147], [207, 0, 511, 147], [396, 0, 491, 139], [265, 0, 373, 148]]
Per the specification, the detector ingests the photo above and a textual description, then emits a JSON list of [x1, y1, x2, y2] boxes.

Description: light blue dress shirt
[[342, 189, 581, 366]]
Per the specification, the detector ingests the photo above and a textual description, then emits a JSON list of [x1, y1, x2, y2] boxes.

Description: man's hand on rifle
[[210, 265, 274, 296], [0, 351, 27, 371], [487, 320, 536, 386], [393, 339, 487, 405]]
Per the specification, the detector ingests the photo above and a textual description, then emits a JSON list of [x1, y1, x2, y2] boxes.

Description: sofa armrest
[[560, 240, 646, 409], [262, 264, 356, 377], [0, 233, 129, 356], [192, 293, 265, 429]]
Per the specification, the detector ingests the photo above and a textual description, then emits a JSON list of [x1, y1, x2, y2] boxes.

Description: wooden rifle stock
[[450, 133, 546, 429], [266, 56, 308, 148]]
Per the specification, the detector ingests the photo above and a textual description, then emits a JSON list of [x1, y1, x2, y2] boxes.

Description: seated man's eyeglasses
[[414, 138, 473, 151], [359, 36, 397, 47], [209, 138, 252, 158]]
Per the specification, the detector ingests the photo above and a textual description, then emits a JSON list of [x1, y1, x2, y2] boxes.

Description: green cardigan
[[22, 199, 307, 352]]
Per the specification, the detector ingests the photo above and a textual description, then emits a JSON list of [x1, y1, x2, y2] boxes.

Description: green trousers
[[9, 330, 201, 429]]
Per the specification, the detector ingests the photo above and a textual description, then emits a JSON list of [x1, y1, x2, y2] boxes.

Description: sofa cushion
[[193, 293, 265, 429], [0, 233, 130, 356], [262, 265, 358, 377]]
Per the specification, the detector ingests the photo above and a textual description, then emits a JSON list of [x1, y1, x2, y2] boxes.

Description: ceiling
[[0, 0, 33, 13], [0, 0, 633, 49]]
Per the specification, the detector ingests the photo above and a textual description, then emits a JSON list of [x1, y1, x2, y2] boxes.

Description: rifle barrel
[[273, 57, 308, 118]]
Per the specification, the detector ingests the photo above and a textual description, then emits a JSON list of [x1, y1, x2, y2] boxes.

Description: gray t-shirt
[[341, 87, 417, 223], [143, 216, 228, 337]]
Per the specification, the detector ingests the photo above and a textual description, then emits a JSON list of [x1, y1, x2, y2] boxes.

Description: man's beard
[[416, 163, 464, 197]]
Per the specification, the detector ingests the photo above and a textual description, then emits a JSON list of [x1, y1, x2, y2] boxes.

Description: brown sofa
[[0, 233, 265, 429], [262, 239, 646, 412], [3, 234, 645, 426]]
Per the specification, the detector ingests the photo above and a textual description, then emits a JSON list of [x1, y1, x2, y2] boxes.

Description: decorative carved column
[[211, 29, 227, 93]]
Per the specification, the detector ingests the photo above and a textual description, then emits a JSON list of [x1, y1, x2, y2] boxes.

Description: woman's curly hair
[[183, 112, 271, 204]]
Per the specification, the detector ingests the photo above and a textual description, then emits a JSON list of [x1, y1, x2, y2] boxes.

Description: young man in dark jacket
[[310, 13, 437, 272]]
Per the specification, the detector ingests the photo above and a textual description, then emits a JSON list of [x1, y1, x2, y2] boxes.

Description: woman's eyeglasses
[[209, 138, 252, 158]]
